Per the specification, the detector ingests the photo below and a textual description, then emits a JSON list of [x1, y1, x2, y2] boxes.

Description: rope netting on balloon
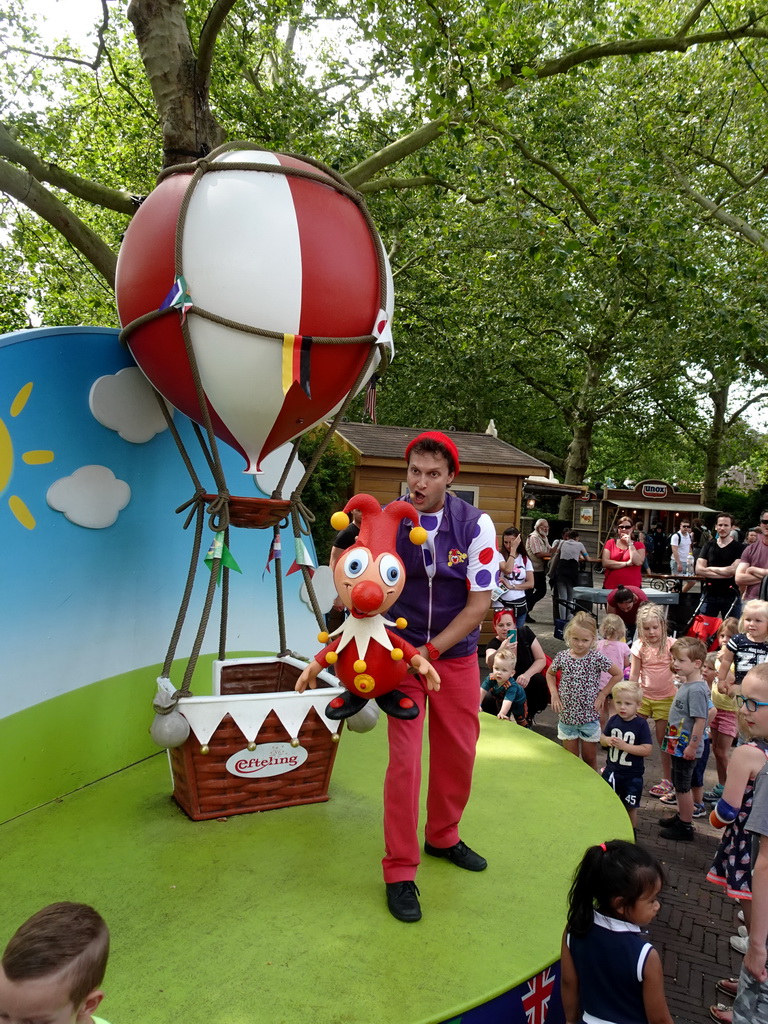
[[118, 142, 392, 700]]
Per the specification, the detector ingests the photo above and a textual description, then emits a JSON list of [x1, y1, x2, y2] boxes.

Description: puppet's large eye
[[343, 549, 370, 578], [379, 554, 402, 586]]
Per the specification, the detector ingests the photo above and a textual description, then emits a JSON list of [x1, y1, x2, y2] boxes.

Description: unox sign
[[641, 483, 668, 499], [226, 742, 308, 778]]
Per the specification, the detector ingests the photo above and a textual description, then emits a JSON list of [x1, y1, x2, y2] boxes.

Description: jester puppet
[[295, 494, 440, 719]]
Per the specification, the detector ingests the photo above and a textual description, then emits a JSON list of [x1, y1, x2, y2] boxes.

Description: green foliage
[[297, 429, 355, 563]]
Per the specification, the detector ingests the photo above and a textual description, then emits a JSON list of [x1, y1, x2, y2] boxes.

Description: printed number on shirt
[[608, 728, 634, 766]]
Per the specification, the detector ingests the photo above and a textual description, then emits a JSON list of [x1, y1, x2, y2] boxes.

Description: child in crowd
[[596, 614, 631, 730], [718, 600, 768, 693], [725, 664, 768, 1024], [0, 902, 110, 1024], [561, 839, 673, 1024], [661, 652, 718, 820], [547, 611, 621, 770], [600, 680, 652, 830], [707, 632, 740, 802], [630, 605, 677, 799], [480, 647, 528, 725], [705, 618, 740, 803], [657, 637, 709, 841]]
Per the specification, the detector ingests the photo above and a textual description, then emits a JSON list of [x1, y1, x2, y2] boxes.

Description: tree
[[1, 0, 767, 509]]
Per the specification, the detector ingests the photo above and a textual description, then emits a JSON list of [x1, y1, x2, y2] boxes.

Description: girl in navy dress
[[561, 840, 673, 1024]]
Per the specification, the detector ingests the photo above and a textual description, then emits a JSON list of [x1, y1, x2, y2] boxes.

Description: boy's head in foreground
[[0, 902, 109, 1024]]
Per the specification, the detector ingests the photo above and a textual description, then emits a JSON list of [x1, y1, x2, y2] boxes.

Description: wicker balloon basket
[[166, 657, 345, 821]]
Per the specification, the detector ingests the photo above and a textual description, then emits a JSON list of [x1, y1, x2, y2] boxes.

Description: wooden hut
[[334, 423, 548, 533]]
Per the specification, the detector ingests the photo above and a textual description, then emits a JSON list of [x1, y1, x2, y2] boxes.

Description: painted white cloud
[[89, 366, 171, 443], [299, 564, 336, 614], [47, 465, 131, 529], [256, 443, 306, 498]]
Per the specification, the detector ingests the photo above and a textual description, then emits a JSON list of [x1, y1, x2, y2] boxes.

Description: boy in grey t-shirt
[[659, 637, 709, 842]]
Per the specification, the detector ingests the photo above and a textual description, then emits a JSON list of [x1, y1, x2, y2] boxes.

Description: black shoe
[[659, 818, 694, 841], [376, 689, 420, 720], [424, 839, 487, 871], [325, 690, 368, 721], [659, 811, 679, 828], [526, 615, 537, 623], [385, 881, 421, 922]]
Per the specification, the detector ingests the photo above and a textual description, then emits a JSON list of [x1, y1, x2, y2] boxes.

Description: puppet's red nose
[[351, 580, 383, 613]]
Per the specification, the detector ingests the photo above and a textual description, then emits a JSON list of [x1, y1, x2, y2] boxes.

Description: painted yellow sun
[[0, 382, 54, 530]]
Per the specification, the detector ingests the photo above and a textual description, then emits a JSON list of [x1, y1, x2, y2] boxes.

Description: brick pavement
[[513, 595, 743, 1024]]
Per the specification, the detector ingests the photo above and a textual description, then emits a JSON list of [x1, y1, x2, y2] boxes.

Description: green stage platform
[[0, 715, 629, 1024]]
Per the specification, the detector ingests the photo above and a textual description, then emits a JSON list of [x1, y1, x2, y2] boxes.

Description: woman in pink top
[[602, 516, 645, 590], [629, 604, 677, 798]]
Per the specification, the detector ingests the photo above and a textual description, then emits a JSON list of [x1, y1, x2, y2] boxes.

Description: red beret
[[404, 431, 460, 475]]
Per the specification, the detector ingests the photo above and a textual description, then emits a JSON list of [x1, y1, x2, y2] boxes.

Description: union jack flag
[[521, 967, 555, 1024]]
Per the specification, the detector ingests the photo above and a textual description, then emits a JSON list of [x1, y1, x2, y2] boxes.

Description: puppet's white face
[[333, 546, 406, 617]]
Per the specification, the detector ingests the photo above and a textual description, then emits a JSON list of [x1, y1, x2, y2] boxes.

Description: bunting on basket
[[177, 690, 342, 745]]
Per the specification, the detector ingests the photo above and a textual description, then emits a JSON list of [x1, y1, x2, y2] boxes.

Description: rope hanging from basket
[[121, 142, 391, 700]]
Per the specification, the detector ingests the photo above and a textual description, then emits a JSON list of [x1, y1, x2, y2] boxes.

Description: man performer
[[384, 431, 496, 922]]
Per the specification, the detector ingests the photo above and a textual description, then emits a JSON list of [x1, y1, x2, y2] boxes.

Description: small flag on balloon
[[365, 374, 379, 423], [287, 535, 315, 576], [262, 532, 282, 579], [204, 531, 242, 585], [281, 334, 312, 398], [159, 274, 193, 324], [372, 309, 394, 358]]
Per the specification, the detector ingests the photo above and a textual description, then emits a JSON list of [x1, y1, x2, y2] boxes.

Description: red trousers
[[382, 653, 481, 883]]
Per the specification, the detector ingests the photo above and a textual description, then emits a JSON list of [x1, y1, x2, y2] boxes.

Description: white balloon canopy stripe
[[182, 150, 303, 474]]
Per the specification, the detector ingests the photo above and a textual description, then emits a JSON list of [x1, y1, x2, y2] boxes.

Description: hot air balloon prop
[[295, 495, 441, 720], [117, 146, 397, 819], [116, 141, 393, 529]]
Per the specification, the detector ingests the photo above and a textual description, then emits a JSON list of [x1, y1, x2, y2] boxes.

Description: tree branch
[[358, 174, 487, 203], [0, 159, 117, 285], [675, 0, 712, 38], [692, 148, 768, 190], [727, 391, 768, 426], [344, 116, 452, 186], [497, 25, 768, 87], [512, 137, 601, 224], [660, 153, 768, 252], [348, 24, 768, 188], [197, 0, 240, 87], [0, 122, 139, 215], [4, 0, 110, 71]]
